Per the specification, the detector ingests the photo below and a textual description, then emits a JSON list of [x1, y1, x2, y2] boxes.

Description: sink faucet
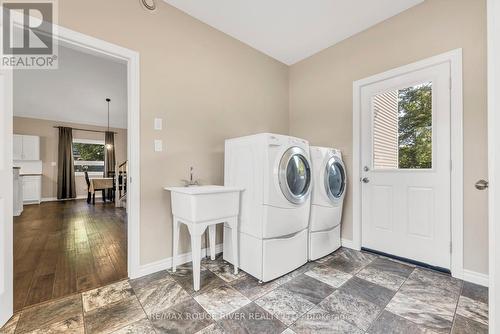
[[182, 166, 199, 187]]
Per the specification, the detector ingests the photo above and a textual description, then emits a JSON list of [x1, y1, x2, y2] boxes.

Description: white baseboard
[[341, 238, 360, 250], [462, 269, 489, 287], [41, 194, 102, 202], [135, 243, 224, 279]]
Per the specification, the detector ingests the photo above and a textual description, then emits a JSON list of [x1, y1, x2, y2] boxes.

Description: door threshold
[[361, 247, 451, 275]]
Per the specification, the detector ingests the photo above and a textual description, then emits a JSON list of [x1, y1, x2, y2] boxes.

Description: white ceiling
[[14, 45, 128, 128], [164, 0, 424, 65]]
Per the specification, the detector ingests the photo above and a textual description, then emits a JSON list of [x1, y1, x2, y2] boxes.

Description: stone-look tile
[[203, 258, 247, 283], [313, 253, 335, 264], [255, 286, 316, 326], [356, 258, 413, 291], [317, 289, 380, 331], [150, 298, 214, 334], [231, 275, 280, 300], [130, 270, 171, 291], [131, 274, 190, 314], [324, 248, 376, 274], [195, 285, 251, 320], [304, 264, 352, 288], [340, 276, 395, 308], [280, 274, 335, 305], [84, 295, 146, 334], [461, 282, 488, 304], [398, 269, 461, 315], [218, 302, 286, 334], [0, 313, 19, 334], [15, 294, 83, 333], [196, 323, 224, 334], [386, 292, 453, 333], [281, 329, 296, 334], [273, 262, 319, 286], [451, 314, 488, 334], [409, 268, 463, 296], [368, 310, 432, 334], [83, 280, 135, 312], [291, 306, 363, 334], [168, 263, 208, 282], [110, 318, 156, 334], [456, 295, 488, 326], [28, 315, 84, 334], [175, 269, 227, 296]]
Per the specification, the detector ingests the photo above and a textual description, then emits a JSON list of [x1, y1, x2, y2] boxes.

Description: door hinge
[[450, 160, 453, 171], [129, 177, 132, 183], [450, 242, 452, 253], [449, 77, 452, 90]]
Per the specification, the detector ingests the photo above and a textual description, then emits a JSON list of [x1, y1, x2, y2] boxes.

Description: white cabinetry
[[22, 175, 41, 204], [13, 134, 40, 160]]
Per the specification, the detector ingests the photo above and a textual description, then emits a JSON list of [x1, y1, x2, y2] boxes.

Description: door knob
[[362, 177, 370, 183], [475, 179, 489, 190]]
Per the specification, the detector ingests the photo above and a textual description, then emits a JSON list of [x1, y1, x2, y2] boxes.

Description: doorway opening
[[352, 50, 464, 278]]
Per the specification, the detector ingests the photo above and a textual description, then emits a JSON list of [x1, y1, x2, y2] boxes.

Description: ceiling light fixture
[[105, 98, 113, 150]]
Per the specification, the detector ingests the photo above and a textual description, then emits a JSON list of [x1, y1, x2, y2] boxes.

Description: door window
[[372, 82, 433, 169]]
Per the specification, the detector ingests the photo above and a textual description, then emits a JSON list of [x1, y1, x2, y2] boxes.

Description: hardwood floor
[[13, 200, 127, 311]]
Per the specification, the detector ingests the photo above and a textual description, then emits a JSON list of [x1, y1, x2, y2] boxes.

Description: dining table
[[89, 177, 114, 203]]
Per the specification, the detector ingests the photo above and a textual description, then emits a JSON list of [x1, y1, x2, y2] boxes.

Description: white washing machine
[[223, 133, 312, 282], [308, 146, 346, 260]]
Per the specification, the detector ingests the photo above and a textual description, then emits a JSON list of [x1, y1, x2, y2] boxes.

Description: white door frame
[[352, 49, 464, 278], [487, 0, 499, 332], [50, 27, 142, 279]]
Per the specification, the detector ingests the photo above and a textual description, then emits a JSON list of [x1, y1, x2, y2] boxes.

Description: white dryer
[[308, 146, 346, 260], [223, 133, 312, 282]]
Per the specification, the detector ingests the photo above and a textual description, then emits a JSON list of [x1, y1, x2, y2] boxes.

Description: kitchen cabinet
[[13, 134, 40, 160], [22, 175, 41, 204]]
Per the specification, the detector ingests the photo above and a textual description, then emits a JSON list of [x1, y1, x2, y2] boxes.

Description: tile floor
[[0, 247, 488, 334]]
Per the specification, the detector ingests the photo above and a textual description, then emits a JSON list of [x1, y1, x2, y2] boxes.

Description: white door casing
[[353, 50, 463, 277], [0, 69, 13, 327], [360, 62, 451, 269]]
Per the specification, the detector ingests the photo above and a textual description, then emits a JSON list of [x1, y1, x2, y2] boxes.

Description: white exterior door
[[360, 62, 451, 269], [0, 69, 13, 327]]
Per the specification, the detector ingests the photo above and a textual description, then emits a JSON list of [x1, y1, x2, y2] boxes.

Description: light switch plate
[[154, 139, 163, 152], [51, 162, 57, 167], [154, 118, 163, 130]]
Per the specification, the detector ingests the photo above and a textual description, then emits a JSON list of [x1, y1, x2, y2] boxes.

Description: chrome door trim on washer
[[324, 155, 346, 204], [278, 146, 312, 205]]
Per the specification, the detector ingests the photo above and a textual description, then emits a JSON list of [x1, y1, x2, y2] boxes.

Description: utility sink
[[164, 185, 243, 291], [164, 185, 242, 223]]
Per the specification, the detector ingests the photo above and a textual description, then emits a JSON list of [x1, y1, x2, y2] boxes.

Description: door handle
[[475, 179, 489, 190], [361, 177, 370, 184]]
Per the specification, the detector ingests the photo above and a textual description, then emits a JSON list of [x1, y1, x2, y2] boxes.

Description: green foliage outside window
[[398, 83, 432, 169], [73, 142, 104, 161]]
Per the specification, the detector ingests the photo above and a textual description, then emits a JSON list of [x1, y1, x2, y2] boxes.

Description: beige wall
[[13, 117, 127, 199], [289, 0, 488, 274], [58, 0, 289, 265]]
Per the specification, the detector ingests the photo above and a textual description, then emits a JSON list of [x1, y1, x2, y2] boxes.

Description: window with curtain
[[72, 138, 105, 175]]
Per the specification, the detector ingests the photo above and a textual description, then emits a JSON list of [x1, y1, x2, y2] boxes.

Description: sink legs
[[209, 225, 216, 260], [227, 217, 239, 275], [172, 216, 180, 272], [190, 231, 202, 291]]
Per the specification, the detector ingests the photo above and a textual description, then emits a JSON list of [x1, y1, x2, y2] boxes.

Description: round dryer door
[[325, 156, 346, 204], [278, 147, 312, 204]]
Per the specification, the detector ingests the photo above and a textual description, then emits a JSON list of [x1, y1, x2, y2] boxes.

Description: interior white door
[[360, 62, 451, 269], [0, 69, 13, 327]]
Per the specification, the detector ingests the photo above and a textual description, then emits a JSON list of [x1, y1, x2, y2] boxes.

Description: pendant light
[[105, 98, 113, 150]]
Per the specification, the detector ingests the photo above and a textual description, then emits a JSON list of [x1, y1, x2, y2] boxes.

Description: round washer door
[[324, 156, 346, 204], [278, 147, 312, 205]]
